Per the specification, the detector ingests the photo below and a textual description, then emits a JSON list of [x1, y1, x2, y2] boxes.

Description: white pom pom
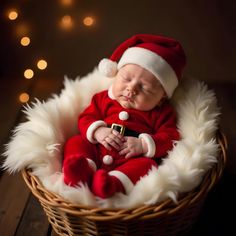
[[119, 111, 129, 121], [98, 58, 118, 77], [103, 155, 113, 165]]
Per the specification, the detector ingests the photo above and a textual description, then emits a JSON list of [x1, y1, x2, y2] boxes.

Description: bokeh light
[[19, 92, 30, 103], [83, 16, 95, 26], [8, 10, 18, 20], [60, 15, 73, 29], [20, 36, 30, 46], [24, 69, 34, 79], [37, 59, 47, 70]]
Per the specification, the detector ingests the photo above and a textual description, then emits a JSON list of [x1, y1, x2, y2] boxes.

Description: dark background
[[0, 0, 235, 81], [0, 0, 236, 235]]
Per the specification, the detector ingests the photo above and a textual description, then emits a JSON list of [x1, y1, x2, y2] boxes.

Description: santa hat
[[98, 34, 186, 98]]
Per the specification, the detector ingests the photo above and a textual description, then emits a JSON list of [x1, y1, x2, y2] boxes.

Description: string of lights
[[5, 0, 95, 104]]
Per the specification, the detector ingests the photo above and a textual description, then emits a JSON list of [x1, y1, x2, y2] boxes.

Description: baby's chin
[[118, 100, 145, 111], [119, 99, 155, 111], [116, 96, 146, 111], [117, 98, 134, 109], [119, 100, 133, 109]]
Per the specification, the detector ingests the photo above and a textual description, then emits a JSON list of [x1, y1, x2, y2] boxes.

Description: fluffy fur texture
[[2, 68, 220, 208]]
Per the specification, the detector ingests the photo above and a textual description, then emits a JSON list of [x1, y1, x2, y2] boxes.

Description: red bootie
[[63, 156, 94, 187], [91, 169, 125, 198]]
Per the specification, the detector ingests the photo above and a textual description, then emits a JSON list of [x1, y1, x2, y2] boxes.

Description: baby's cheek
[[135, 97, 155, 111], [136, 97, 146, 107], [119, 84, 126, 91]]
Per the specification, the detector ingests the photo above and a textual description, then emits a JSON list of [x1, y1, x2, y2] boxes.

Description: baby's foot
[[91, 169, 125, 198], [63, 156, 94, 186]]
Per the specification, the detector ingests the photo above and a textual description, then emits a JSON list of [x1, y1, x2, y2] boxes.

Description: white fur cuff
[[139, 133, 156, 158], [109, 170, 134, 194], [86, 158, 97, 171], [86, 120, 107, 143]]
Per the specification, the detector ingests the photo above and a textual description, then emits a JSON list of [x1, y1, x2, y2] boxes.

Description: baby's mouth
[[123, 96, 133, 102]]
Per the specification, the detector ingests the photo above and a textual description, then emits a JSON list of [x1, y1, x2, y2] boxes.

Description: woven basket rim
[[21, 131, 227, 221]]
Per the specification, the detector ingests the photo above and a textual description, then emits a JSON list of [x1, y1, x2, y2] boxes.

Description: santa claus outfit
[[63, 34, 186, 198]]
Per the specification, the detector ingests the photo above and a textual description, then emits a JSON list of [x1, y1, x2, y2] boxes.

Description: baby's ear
[[158, 94, 168, 106]]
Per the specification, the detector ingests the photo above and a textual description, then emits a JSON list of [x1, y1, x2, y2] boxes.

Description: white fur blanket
[[2, 68, 220, 208]]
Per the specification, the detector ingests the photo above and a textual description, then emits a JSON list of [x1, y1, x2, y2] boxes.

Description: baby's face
[[112, 64, 166, 111]]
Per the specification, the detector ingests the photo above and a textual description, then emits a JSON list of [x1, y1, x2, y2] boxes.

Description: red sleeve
[[151, 103, 180, 157], [78, 92, 107, 141]]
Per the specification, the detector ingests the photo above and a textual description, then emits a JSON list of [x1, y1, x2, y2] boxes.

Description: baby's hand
[[119, 137, 147, 159], [94, 127, 125, 151]]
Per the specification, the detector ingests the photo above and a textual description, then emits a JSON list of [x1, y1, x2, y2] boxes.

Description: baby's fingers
[[111, 130, 125, 142], [105, 136, 121, 150], [119, 147, 130, 157], [108, 130, 124, 146], [101, 140, 111, 151]]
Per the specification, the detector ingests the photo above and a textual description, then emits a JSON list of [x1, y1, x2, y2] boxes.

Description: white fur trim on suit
[[108, 85, 115, 100], [86, 158, 97, 171], [118, 47, 178, 98], [139, 133, 156, 158], [86, 120, 107, 143], [109, 170, 134, 194]]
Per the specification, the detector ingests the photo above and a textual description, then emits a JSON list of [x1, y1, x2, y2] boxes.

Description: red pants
[[63, 135, 157, 194]]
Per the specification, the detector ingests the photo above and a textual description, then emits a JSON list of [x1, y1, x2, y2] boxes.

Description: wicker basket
[[21, 131, 227, 236]]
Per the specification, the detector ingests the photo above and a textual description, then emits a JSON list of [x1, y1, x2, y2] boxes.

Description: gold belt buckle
[[111, 123, 125, 135]]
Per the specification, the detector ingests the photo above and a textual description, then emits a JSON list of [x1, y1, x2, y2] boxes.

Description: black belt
[[109, 123, 140, 137]]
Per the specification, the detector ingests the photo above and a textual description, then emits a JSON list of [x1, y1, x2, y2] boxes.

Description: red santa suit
[[63, 34, 186, 198], [63, 88, 180, 197]]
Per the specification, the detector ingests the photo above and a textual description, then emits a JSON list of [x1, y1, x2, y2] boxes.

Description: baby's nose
[[127, 87, 137, 95], [127, 82, 138, 94]]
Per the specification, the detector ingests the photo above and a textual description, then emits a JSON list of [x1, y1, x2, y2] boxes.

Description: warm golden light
[[20, 36, 30, 46], [60, 15, 73, 29], [19, 92, 30, 103], [61, 0, 73, 6], [37, 59, 47, 70], [16, 24, 29, 37], [24, 69, 34, 79], [8, 10, 18, 20], [83, 16, 95, 26]]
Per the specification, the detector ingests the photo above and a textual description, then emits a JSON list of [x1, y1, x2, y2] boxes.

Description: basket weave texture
[[21, 131, 227, 236]]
